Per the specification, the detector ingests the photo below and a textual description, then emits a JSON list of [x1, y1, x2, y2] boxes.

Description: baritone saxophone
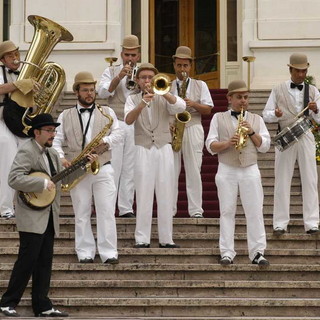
[[62, 104, 113, 191]]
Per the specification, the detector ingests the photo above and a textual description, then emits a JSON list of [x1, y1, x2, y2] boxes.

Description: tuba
[[171, 72, 191, 152], [235, 107, 249, 150], [3, 15, 73, 138], [62, 104, 113, 191]]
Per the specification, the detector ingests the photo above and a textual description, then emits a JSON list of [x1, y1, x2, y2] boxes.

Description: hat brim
[[227, 87, 249, 96], [28, 122, 60, 137], [72, 81, 97, 92], [172, 54, 194, 60], [287, 63, 309, 70]]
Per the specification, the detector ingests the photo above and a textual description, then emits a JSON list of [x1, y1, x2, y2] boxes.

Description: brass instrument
[[4, 15, 73, 137], [105, 57, 118, 66], [235, 107, 249, 150], [151, 73, 171, 95], [172, 72, 191, 152], [125, 62, 138, 90], [62, 104, 113, 191]]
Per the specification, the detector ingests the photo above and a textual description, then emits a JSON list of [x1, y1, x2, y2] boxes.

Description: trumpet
[[150, 73, 171, 95], [126, 62, 138, 90]]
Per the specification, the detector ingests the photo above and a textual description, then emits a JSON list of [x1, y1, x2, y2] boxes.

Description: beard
[[78, 96, 95, 107]]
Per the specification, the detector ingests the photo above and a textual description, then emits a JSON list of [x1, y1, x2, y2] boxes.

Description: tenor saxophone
[[235, 107, 249, 150], [62, 104, 113, 191], [172, 72, 191, 152]]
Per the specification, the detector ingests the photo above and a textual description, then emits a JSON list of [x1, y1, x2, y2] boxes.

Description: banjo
[[19, 144, 107, 210]]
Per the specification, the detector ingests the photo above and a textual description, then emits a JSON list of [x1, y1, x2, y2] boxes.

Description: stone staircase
[[0, 90, 318, 319]]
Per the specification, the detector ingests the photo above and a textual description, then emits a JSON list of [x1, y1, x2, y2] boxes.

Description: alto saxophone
[[62, 104, 113, 191], [172, 72, 191, 152], [235, 107, 249, 150]]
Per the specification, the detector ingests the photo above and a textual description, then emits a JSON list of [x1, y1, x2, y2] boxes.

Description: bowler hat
[[172, 46, 193, 60], [227, 80, 249, 96], [73, 71, 97, 92], [0, 40, 19, 59], [136, 63, 158, 78], [287, 53, 310, 70], [28, 113, 60, 137], [121, 35, 140, 49]]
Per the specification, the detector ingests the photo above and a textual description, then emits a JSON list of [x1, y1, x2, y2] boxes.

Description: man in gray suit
[[0, 113, 96, 318]]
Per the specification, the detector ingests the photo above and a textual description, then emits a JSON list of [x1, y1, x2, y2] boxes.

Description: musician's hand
[[87, 153, 98, 164], [119, 63, 132, 80], [229, 133, 239, 146], [169, 123, 175, 134], [98, 139, 110, 151], [47, 180, 56, 191], [184, 98, 195, 108], [61, 158, 71, 168], [32, 80, 41, 93], [308, 101, 318, 113], [241, 121, 253, 135], [275, 107, 283, 118], [143, 92, 154, 104]]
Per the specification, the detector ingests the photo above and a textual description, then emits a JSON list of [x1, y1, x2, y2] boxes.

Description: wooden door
[[149, 0, 219, 88]]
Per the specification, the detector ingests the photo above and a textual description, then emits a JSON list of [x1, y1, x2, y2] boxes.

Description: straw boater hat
[[0, 40, 19, 59], [28, 113, 60, 137], [287, 53, 310, 70], [227, 80, 249, 96], [121, 35, 140, 49], [72, 71, 97, 92], [172, 46, 193, 60], [136, 63, 158, 78]]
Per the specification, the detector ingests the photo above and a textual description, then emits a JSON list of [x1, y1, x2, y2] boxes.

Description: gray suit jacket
[[8, 139, 82, 236]]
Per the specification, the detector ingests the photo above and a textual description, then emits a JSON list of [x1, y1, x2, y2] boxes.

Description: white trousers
[[215, 163, 267, 261], [0, 119, 28, 215], [70, 164, 118, 262], [273, 132, 319, 231], [134, 144, 175, 245], [173, 124, 204, 216], [111, 120, 135, 215]]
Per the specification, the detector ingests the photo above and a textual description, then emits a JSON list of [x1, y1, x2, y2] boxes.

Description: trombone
[[145, 73, 171, 95]]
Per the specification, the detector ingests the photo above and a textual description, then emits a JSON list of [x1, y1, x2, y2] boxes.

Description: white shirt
[[172, 77, 214, 107], [263, 80, 320, 123], [205, 110, 271, 155], [98, 63, 132, 100], [124, 93, 186, 123], [53, 104, 123, 159]]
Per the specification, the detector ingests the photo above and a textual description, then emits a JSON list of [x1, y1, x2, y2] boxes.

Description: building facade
[[1, 0, 320, 91]]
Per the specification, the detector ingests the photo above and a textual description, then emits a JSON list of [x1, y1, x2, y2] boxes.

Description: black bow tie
[[79, 107, 94, 114], [231, 110, 245, 119], [290, 82, 303, 91], [8, 69, 20, 75]]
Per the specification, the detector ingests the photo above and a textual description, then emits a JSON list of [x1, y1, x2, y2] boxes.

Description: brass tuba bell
[[4, 15, 73, 137]]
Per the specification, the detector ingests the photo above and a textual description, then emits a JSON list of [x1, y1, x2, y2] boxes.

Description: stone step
[[1, 279, 320, 299], [0, 232, 318, 251], [6, 296, 320, 318], [1, 247, 319, 264]]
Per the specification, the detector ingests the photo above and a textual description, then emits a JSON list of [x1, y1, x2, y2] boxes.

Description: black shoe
[[273, 227, 285, 236], [159, 243, 180, 248], [220, 256, 233, 265], [1, 307, 19, 317], [104, 257, 119, 264], [307, 227, 320, 234], [36, 308, 69, 317], [120, 212, 135, 218], [252, 252, 269, 266], [134, 243, 150, 248], [79, 258, 93, 263]]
